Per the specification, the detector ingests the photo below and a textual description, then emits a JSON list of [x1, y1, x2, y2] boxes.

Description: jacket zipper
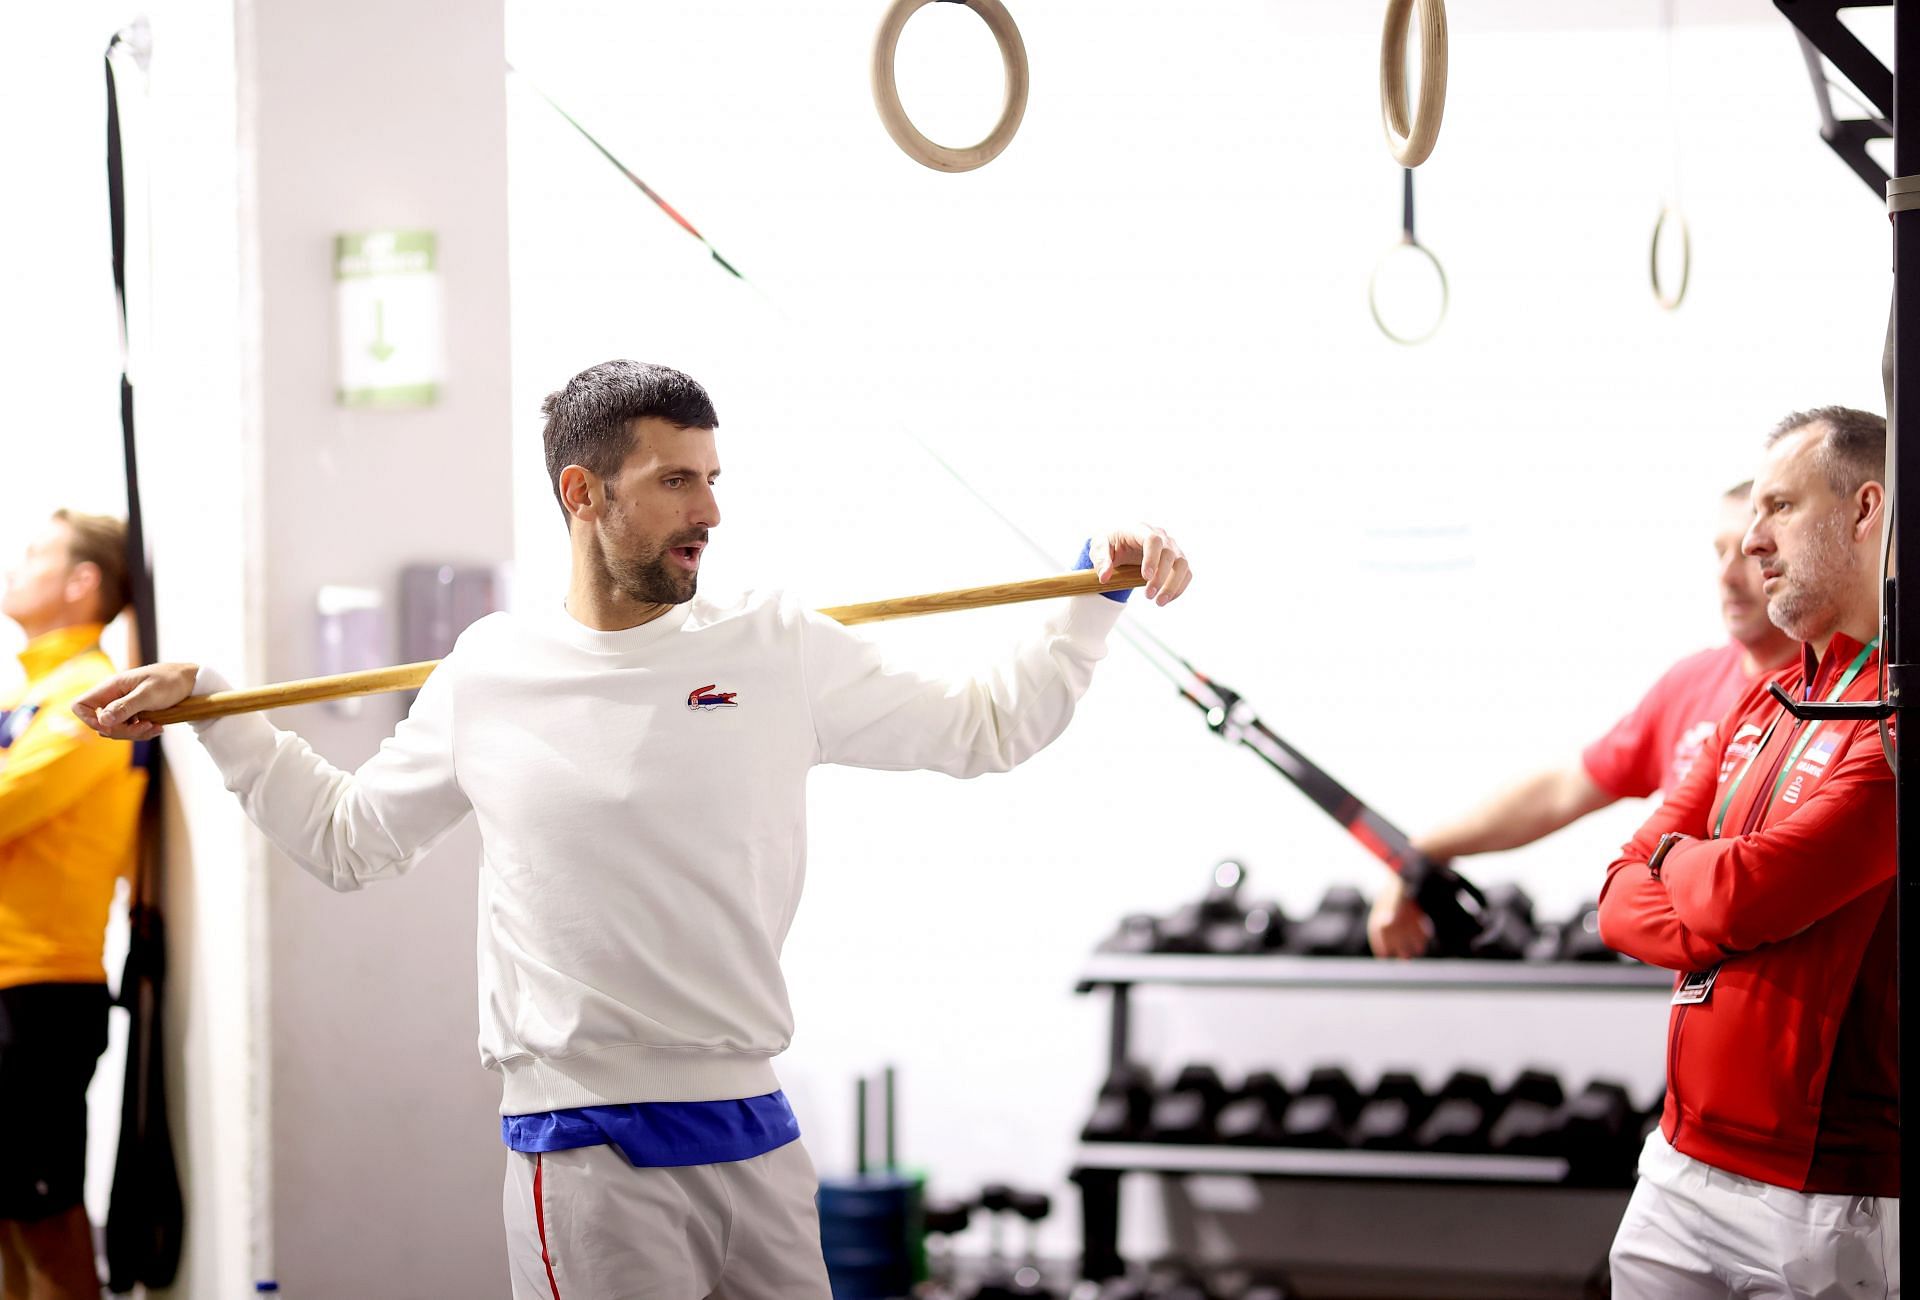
[[1672, 684, 1818, 1145], [1668, 1003, 1687, 1145]]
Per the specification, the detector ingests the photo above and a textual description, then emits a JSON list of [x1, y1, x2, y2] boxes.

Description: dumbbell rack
[[1068, 953, 1672, 1282]]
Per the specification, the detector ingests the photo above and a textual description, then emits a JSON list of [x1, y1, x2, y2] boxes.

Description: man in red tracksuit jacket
[[1599, 405, 1898, 1299], [1368, 480, 1797, 958]]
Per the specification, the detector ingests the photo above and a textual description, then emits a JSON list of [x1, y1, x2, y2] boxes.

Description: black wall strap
[[103, 39, 184, 1292]]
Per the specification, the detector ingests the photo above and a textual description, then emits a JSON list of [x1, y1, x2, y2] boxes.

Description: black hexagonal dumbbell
[[1466, 883, 1538, 960], [1488, 1068, 1568, 1155], [921, 1195, 972, 1292], [1196, 859, 1254, 954], [977, 1182, 1016, 1270], [1412, 1070, 1498, 1153], [1200, 861, 1292, 954], [1148, 1065, 1230, 1143], [1153, 902, 1210, 954], [965, 1191, 1056, 1299], [1143, 861, 1294, 956], [1351, 1070, 1432, 1151], [1283, 886, 1370, 957], [966, 1184, 1061, 1299], [1556, 899, 1629, 962], [1214, 1071, 1291, 1146], [1100, 912, 1161, 955], [1082, 1063, 1155, 1143], [1235, 900, 1290, 954], [1200, 859, 1248, 917], [1279, 1066, 1363, 1148], [1557, 1079, 1638, 1184]]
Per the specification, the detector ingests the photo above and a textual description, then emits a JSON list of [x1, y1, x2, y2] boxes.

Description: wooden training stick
[[141, 566, 1145, 726]]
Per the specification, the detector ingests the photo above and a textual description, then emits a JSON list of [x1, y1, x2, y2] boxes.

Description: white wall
[[241, 0, 514, 1295], [140, 2, 266, 1289], [504, 0, 1891, 1269]]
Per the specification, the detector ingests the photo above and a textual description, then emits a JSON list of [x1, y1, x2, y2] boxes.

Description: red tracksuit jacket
[[1597, 632, 1896, 1197]]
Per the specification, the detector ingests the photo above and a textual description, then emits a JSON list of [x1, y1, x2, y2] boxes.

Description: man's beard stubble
[[592, 525, 704, 607], [1767, 509, 1854, 642]]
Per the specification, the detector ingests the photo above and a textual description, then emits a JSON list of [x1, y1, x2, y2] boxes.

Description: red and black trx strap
[[1171, 668, 1488, 955], [104, 32, 184, 1291]]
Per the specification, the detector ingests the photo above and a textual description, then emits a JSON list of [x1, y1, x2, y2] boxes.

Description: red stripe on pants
[[534, 1154, 562, 1300]]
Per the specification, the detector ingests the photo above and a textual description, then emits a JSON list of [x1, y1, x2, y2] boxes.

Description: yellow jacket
[[0, 623, 145, 989]]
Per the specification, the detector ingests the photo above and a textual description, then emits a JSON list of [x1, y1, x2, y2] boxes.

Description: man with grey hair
[[1600, 406, 1898, 1297], [1369, 480, 1797, 957]]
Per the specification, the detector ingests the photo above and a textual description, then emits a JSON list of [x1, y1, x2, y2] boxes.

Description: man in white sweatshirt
[[73, 360, 1192, 1300]]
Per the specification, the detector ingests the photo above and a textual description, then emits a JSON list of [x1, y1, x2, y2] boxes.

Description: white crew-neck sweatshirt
[[191, 588, 1123, 1114]]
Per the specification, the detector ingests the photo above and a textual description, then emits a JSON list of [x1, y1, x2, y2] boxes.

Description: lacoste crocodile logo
[[687, 684, 739, 711]]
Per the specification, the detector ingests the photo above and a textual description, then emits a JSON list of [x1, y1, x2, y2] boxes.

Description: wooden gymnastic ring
[[1380, 0, 1448, 167], [1368, 238, 1450, 346], [872, 0, 1029, 172], [1651, 205, 1691, 311]]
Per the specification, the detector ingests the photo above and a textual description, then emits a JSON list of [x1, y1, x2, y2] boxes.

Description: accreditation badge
[[1672, 965, 1719, 1006]]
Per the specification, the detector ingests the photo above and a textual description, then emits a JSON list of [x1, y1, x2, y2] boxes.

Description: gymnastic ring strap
[[1370, 169, 1448, 345], [872, 0, 1029, 172], [1651, 205, 1691, 311], [1380, 0, 1448, 167]]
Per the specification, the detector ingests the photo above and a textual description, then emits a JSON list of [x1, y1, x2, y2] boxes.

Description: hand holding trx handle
[[1369, 873, 1436, 959]]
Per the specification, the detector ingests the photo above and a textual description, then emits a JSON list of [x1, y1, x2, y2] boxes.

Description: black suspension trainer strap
[[104, 38, 184, 1291]]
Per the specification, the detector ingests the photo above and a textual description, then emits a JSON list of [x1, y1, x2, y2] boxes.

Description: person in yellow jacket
[[0, 511, 144, 1300]]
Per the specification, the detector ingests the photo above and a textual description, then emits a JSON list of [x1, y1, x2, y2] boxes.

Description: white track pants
[[503, 1138, 833, 1300], [1611, 1131, 1899, 1299]]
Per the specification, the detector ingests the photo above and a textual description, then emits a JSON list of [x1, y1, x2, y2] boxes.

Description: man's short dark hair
[[542, 361, 718, 520], [1766, 406, 1886, 497]]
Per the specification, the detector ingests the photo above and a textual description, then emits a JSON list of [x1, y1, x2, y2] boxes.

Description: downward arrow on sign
[[368, 300, 396, 361]]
